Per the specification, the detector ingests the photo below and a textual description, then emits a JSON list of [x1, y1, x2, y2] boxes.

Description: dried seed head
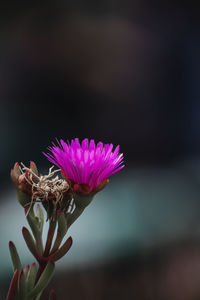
[[18, 163, 71, 218]]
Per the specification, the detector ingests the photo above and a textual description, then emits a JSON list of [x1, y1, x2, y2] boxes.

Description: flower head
[[44, 138, 124, 194]]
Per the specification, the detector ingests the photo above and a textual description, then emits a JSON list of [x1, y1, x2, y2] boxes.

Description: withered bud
[[11, 162, 73, 218]]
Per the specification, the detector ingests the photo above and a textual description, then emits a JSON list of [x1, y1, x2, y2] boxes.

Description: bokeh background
[[1, 2, 200, 299]]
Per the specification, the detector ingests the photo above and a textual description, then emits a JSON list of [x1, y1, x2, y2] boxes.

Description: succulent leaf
[[18, 270, 27, 300], [26, 263, 37, 292], [22, 227, 39, 260], [50, 237, 72, 261], [27, 261, 55, 299], [9, 241, 22, 272], [6, 270, 19, 300]]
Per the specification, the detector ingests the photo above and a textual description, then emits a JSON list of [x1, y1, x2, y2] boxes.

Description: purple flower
[[44, 138, 124, 192]]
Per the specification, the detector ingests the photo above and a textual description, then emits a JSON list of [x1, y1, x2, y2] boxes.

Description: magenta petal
[[44, 138, 124, 190]]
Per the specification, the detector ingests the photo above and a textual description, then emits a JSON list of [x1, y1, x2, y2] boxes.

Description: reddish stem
[[34, 255, 51, 284], [44, 220, 56, 257], [35, 262, 46, 284]]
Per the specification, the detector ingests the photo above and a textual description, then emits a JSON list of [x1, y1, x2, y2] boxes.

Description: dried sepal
[[11, 162, 32, 208], [30, 161, 38, 178], [20, 163, 71, 220]]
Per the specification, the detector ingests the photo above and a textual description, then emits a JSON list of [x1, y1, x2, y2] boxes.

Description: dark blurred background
[[1, 1, 200, 299]]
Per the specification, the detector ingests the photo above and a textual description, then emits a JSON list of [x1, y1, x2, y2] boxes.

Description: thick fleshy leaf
[[6, 270, 18, 300], [27, 261, 55, 299], [26, 208, 41, 237], [18, 270, 27, 300], [22, 227, 39, 260], [27, 263, 37, 292], [26, 207, 44, 255], [23, 265, 29, 279], [9, 241, 22, 272], [36, 204, 44, 231], [50, 237, 72, 261]]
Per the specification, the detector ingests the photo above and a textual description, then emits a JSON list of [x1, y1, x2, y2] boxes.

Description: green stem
[[43, 220, 56, 257], [67, 207, 84, 228], [35, 237, 44, 257], [50, 215, 68, 254], [35, 263, 46, 285]]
